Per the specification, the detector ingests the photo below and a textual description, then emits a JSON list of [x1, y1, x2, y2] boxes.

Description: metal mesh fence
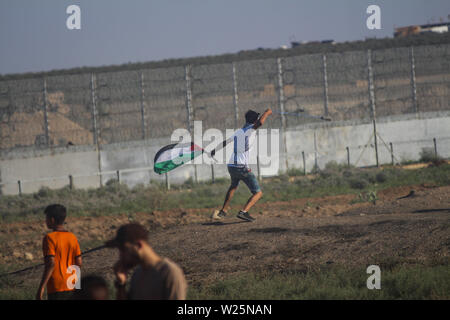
[[0, 78, 45, 150], [283, 54, 325, 127], [327, 50, 372, 121], [373, 47, 415, 117], [0, 44, 449, 153], [45, 73, 93, 147], [234, 58, 281, 129], [191, 63, 235, 131], [414, 44, 450, 113], [142, 66, 187, 138], [96, 70, 143, 144]]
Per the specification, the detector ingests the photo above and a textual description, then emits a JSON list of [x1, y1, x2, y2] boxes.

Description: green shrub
[[419, 148, 439, 162], [286, 168, 304, 177], [342, 169, 353, 178], [376, 171, 388, 183], [349, 178, 369, 190], [183, 177, 195, 188], [188, 263, 450, 300], [36, 186, 52, 198]]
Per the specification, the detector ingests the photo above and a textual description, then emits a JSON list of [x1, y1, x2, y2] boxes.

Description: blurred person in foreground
[[72, 275, 109, 300], [106, 223, 187, 300], [36, 204, 82, 300]]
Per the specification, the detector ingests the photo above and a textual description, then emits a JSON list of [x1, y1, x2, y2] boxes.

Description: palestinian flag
[[154, 142, 204, 174]]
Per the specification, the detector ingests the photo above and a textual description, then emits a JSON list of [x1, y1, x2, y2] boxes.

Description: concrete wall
[[285, 112, 450, 172], [1, 112, 449, 195], [0, 146, 101, 195]]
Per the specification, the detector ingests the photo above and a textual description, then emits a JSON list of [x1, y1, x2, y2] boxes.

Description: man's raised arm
[[253, 108, 272, 130]]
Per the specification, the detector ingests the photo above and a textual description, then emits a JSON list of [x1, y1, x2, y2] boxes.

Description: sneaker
[[212, 210, 227, 220], [218, 210, 227, 218], [237, 211, 255, 222]]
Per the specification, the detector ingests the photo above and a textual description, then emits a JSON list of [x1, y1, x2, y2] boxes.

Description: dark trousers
[[48, 290, 74, 300]]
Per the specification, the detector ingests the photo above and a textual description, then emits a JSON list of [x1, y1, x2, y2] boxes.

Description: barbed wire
[[0, 44, 449, 152]]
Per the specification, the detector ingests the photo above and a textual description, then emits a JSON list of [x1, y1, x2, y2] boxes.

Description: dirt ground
[[1, 183, 449, 288]]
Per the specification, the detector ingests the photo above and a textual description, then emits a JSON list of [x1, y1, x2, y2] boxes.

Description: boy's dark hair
[[72, 275, 109, 300], [245, 110, 260, 124], [44, 204, 67, 225]]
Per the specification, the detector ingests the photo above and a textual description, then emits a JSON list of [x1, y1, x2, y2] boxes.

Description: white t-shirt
[[227, 123, 257, 168]]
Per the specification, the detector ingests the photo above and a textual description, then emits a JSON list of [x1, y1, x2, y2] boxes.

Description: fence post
[[277, 58, 286, 129], [140, 71, 147, 140], [184, 65, 197, 183], [18, 180, 22, 196], [116, 170, 120, 183], [389, 142, 394, 165], [232, 62, 239, 129], [409, 46, 418, 115], [165, 172, 170, 191], [69, 175, 73, 190], [211, 164, 215, 184], [373, 119, 379, 167], [91, 73, 103, 187], [346, 147, 350, 167], [433, 138, 437, 158], [367, 49, 376, 120], [367, 50, 379, 168], [277, 57, 289, 171], [184, 65, 193, 134], [90, 73, 99, 146], [314, 131, 318, 171], [43, 78, 50, 147], [322, 54, 329, 117], [302, 151, 306, 175], [257, 155, 261, 181]]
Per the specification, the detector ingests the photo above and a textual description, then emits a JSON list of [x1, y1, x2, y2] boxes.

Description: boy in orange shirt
[[36, 204, 82, 300]]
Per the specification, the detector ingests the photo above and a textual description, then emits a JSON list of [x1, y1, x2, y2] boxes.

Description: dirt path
[[1, 184, 449, 288]]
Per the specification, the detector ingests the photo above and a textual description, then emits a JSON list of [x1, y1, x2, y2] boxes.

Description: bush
[[286, 168, 304, 177], [420, 148, 439, 163], [131, 183, 146, 194], [363, 171, 377, 184], [376, 171, 388, 183], [324, 161, 346, 172], [183, 177, 195, 188], [105, 179, 119, 187], [342, 169, 353, 178], [349, 178, 369, 190], [36, 186, 52, 198]]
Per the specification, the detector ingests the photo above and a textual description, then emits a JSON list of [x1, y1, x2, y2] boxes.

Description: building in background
[[394, 22, 450, 37]]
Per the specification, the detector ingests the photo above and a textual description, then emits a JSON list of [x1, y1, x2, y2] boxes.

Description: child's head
[[44, 204, 67, 229], [73, 275, 109, 300], [245, 110, 260, 124]]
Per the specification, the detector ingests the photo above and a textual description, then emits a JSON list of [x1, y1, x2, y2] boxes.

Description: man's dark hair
[[44, 204, 67, 225], [245, 110, 260, 124], [105, 223, 149, 248]]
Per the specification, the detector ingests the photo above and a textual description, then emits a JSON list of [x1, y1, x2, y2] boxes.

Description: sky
[[1, 0, 450, 75]]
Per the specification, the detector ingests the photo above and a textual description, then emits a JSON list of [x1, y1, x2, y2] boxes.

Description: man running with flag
[[211, 108, 272, 222]]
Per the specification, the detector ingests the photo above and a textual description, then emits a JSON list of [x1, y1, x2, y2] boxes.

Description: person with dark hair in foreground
[[106, 223, 187, 300], [36, 204, 82, 300], [72, 275, 109, 300]]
